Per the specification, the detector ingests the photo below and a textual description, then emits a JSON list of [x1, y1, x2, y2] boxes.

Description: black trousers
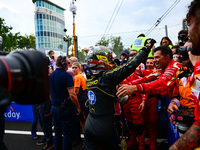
[[0, 111, 7, 150], [37, 100, 53, 146]]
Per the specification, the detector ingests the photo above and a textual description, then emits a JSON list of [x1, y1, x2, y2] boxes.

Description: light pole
[[69, 1, 77, 57], [63, 29, 69, 57], [0, 36, 2, 51]]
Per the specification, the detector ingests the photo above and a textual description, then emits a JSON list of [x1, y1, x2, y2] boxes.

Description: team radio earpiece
[[61, 56, 67, 69]]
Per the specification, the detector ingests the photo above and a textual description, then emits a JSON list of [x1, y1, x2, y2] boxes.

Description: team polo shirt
[[74, 72, 87, 102], [50, 68, 74, 105], [74, 72, 87, 90]]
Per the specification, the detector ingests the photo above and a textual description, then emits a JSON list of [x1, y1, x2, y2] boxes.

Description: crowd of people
[[32, 1, 200, 149], [1, 1, 200, 150], [30, 50, 89, 150]]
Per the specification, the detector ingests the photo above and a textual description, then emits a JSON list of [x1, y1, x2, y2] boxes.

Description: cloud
[[0, 0, 193, 49]]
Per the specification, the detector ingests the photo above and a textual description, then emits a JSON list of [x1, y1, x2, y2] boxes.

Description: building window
[[40, 25, 43, 31], [40, 31, 43, 36]]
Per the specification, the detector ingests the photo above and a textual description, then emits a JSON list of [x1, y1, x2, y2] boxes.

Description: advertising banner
[[4, 102, 33, 122]]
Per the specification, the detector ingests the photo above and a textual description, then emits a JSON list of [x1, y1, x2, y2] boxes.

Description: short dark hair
[[178, 30, 188, 35], [56, 56, 67, 68], [186, 0, 200, 24], [147, 57, 154, 60], [137, 33, 145, 38], [154, 45, 173, 59], [48, 50, 54, 55]]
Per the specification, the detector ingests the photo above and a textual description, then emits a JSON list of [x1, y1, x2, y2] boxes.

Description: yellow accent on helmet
[[96, 55, 108, 61]]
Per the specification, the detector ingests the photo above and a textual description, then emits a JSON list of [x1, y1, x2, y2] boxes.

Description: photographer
[[178, 30, 189, 46], [48, 50, 57, 71], [169, 0, 200, 149], [50, 56, 81, 150], [167, 40, 194, 138]]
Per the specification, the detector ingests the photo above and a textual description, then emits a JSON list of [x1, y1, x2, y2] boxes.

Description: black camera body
[[178, 33, 188, 46], [0, 50, 49, 112], [171, 109, 194, 124], [176, 46, 191, 61]]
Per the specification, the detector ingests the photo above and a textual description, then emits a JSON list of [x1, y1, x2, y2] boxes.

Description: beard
[[190, 20, 200, 55]]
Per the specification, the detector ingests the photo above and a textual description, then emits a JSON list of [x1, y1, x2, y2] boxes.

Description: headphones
[[61, 56, 67, 69]]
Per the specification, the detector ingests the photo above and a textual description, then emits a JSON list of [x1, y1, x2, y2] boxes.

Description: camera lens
[[0, 50, 49, 104]]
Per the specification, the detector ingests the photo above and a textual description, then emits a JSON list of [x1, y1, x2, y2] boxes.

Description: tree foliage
[[110, 36, 124, 59], [97, 37, 109, 47], [97, 36, 124, 59], [0, 17, 36, 51], [78, 48, 87, 63]]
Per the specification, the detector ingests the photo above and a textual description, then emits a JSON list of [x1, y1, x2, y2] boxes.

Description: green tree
[[110, 36, 124, 59], [78, 48, 87, 63], [17, 34, 36, 49], [0, 18, 20, 51], [97, 36, 109, 47], [0, 17, 36, 51], [96, 36, 124, 59]]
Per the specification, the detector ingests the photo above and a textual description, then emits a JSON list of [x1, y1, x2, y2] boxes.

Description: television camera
[[0, 50, 49, 113]]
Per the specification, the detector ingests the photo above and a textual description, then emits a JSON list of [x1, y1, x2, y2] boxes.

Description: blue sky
[[0, 0, 192, 48]]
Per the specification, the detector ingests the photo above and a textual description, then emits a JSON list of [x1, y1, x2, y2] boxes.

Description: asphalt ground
[[3, 121, 169, 150]]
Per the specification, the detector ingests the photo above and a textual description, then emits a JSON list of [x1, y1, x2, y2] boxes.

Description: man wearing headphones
[[50, 56, 81, 150]]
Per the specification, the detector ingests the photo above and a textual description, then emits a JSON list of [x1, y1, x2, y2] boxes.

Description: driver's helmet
[[86, 45, 116, 76]]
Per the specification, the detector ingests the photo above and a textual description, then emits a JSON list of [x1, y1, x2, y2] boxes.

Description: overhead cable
[[145, 0, 180, 36], [102, 0, 124, 39]]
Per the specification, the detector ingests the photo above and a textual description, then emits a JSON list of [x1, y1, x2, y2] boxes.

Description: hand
[[76, 106, 81, 115], [134, 68, 143, 76], [138, 100, 145, 113], [144, 38, 156, 49], [116, 84, 138, 97], [167, 101, 178, 115], [169, 116, 177, 125]]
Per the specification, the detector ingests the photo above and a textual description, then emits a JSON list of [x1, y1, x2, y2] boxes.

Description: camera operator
[[50, 56, 81, 150], [178, 30, 189, 46], [48, 50, 57, 72], [167, 40, 194, 138], [169, 0, 200, 149]]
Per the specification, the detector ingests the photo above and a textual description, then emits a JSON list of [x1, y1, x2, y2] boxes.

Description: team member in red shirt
[[117, 45, 182, 99], [120, 73, 146, 150]]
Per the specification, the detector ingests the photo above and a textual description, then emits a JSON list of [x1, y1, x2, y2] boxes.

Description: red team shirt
[[190, 60, 200, 127]]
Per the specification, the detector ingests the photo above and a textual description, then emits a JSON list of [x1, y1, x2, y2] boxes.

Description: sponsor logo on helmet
[[96, 55, 108, 61]]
